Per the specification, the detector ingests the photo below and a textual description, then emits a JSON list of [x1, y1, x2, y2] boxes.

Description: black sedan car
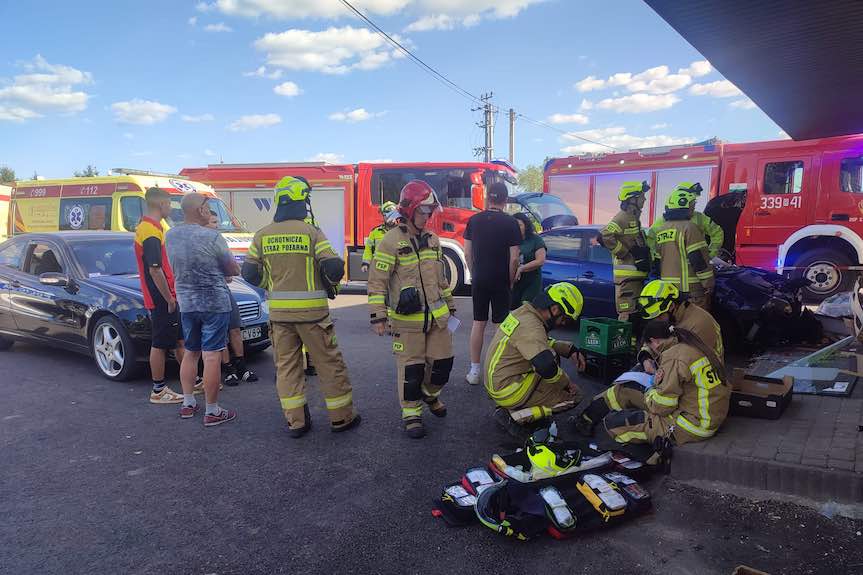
[[0, 232, 270, 381]]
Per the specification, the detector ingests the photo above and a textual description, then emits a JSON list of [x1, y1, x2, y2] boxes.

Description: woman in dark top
[[511, 212, 547, 309]]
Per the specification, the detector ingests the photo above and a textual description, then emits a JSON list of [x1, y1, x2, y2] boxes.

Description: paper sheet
[[447, 315, 461, 334], [613, 371, 654, 389]]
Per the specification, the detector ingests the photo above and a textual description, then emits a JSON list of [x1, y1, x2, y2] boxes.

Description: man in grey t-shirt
[[166, 192, 241, 427]]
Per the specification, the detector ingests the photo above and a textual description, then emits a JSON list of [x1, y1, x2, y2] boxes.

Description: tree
[[74, 164, 99, 177], [517, 164, 544, 193], [0, 166, 15, 184]]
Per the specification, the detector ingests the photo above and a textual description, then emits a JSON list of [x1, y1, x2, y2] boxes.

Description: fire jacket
[[644, 341, 730, 442], [367, 221, 455, 333], [362, 224, 388, 266], [649, 211, 724, 259], [245, 219, 341, 323], [483, 303, 577, 409], [648, 215, 714, 295], [672, 301, 724, 364], [600, 206, 649, 282]]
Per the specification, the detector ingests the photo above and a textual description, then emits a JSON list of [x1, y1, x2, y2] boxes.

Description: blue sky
[[0, 0, 787, 179]]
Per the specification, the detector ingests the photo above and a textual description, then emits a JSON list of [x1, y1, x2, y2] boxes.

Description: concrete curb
[[673, 446, 863, 504]]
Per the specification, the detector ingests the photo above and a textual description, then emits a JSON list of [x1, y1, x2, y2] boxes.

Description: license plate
[[242, 326, 262, 341]]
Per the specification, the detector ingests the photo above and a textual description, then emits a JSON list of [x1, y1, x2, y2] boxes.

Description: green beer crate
[[578, 318, 632, 356]]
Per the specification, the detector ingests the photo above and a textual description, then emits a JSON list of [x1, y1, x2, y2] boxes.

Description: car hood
[[88, 274, 260, 302]]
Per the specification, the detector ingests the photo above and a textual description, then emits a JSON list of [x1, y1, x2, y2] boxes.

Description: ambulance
[[0, 184, 10, 242], [9, 169, 253, 259]]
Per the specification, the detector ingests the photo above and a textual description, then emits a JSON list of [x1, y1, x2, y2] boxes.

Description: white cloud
[[111, 99, 177, 125], [578, 98, 593, 112], [123, 132, 134, 139], [254, 26, 404, 75], [678, 60, 712, 77], [730, 98, 757, 110], [308, 152, 345, 163], [690, 80, 742, 98], [575, 75, 605, 92], [204, 148, 217, 157], [650, 123, 669, 130], [0, 55, 92, 122], [547, 113, 589, 125], [328, 108, 385, 122], [228, 113, 281, 131], [596, 93, 680, 114], [182, 113, 215, 122], [273, 81, 302, 97], [204, 22, 232, 32], [243, 65, 283, 79], [561, 127, 694, 154], [196, 1, 216, 12], [188, 16, 198, 25]]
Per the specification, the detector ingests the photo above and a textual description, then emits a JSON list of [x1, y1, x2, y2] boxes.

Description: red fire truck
[[180, 161, 522, 291], [544, 134, 863, 300]]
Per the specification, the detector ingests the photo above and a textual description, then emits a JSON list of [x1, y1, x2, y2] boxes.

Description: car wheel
[[91, 316, 139, 381], [441, 249, 465, 295], [0, 336, 13, 351], [793, 249, 854, 302]]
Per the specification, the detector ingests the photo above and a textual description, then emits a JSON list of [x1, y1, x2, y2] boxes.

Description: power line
[[515, 113, 618, 151]]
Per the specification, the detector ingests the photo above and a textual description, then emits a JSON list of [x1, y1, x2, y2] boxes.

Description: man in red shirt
[[135, 187, 185, 404]]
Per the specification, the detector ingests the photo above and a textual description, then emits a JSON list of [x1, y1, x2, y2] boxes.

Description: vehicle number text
[[760, 196, 802, 210]]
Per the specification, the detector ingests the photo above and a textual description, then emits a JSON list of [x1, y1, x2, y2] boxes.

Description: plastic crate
[[583, 350, 633, 384], [579, 318, 632, 356]]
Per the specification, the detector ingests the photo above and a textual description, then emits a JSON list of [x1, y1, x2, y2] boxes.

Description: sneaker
[[150, 387, 183, 404], [179, 403, 200, 419], [331, 414, 362, 433], [240, 369, 258, 382], [203, 408, 237, 427], [465, 369, 481, 386], [224, 372, 240, 387]]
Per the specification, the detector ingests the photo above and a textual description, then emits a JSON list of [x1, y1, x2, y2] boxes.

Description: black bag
[[396, 286, 422, 315]]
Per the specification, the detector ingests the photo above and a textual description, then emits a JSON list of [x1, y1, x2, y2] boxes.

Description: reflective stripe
[[676, 414, 714, 438], [485, 328, 539, 408], [645, 388, 678, 407], [689, 357, 714, 430], [325, 392, 352, 410], [531, 406, 552, 420], [605, 221, 622, 233], [614, 268, 648, 278], [622, 227, 642, 235], [399, 254, 419, 265], [687, 241, 708, 252], [388, 299, 448, 322], [696, 270, 714, 280], [442, 288, 453, 298], [402, 406, 423, 419], [248, 243, 260, 258], [375, 252, 396, 264], [605, 386, 622, 411], [543, 368, 563, 384], [270, 298, 328, 309], [305, 257, 314, 291], [280, 395, 307, 410], [315, 240, 333, 255], [419, 248, 439, 261], [611, 243, 625, 256], [678, 231, 689, 290], [271, 290, 328, 300], [614, 430, 648, 443], [368, 294, 385, 305], [421, 384, 441, 398]]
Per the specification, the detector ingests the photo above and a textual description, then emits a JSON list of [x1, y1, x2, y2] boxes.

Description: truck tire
[[441, 249, 465, 295], [793, 248, 854, 302]]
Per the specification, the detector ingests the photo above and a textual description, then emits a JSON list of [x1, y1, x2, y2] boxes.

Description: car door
[[0, 239, 28, 332], [9, 240, 88, 349], [540, 228, 587, 289], [576, 230, 617, 318]]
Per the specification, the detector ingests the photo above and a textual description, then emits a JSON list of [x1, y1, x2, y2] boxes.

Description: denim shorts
[[182, 311, 231, 352]]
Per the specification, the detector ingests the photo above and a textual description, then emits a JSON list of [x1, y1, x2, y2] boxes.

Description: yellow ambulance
[[10, 169, 253, 259], [0, 184, 10, 242]]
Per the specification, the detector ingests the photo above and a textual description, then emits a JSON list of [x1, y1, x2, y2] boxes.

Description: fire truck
[[180, 161, 525, 291], [544, 134, 863, 300]]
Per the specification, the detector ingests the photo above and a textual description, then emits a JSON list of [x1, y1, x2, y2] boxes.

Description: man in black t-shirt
[[463, 182, 521, 385]]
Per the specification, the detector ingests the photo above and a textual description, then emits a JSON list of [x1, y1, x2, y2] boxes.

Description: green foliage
[[0, 166, 15, 184], [74, 164, 99, 177], [517, 164, 544, 193]]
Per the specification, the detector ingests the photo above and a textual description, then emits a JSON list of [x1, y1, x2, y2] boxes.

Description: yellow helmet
[[380, 201, 398, 216], [638, 280, 680, 319], [665, 187, 694, 210], [617, 180, 650, 202], [674, 181, 703, 207], [545, 282, 584, 322], [274, 176, 311, 205], [526, 427, 578, 476]]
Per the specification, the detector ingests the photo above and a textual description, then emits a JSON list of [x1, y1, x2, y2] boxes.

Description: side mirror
[[39, 272, 69, 287]]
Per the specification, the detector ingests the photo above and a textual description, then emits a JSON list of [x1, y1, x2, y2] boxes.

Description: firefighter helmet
[[274, 176, 311, 205], [618, 180, 650, 202], [526, 427, 578, 476], [380, 200, 398, 217], [398, 180, 440, 221], [544, 282, 584, 322], [665, 187, 694, 210], [638, 280, 680, 319], [674, 181, 703, 207]]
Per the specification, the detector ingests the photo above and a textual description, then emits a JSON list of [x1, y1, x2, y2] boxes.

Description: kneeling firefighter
[[367, 180, 456, 439], [484, 283, 587, 427], [242, 176, 360, 438], [578, 319, 729, 448]]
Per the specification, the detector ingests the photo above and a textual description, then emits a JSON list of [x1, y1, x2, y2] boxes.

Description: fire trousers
[[582, 383, 670, 445], [615, 277, 645, 321], [271, 318, 356, 431], [506, 370, 583, 424], [392, 323, 454, 421]]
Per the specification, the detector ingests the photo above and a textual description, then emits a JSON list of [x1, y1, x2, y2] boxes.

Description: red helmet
[[398, 180, 441, 221]]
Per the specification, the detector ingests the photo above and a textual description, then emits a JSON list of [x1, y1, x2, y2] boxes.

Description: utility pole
[[472, 92, 495, 162], [508, 108, 515, 165]]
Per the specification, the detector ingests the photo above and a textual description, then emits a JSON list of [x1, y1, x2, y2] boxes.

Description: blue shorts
[[182, 311, 231, 352]]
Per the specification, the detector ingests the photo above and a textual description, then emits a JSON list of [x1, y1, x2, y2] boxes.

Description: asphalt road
[[2, 294, 862, 575]]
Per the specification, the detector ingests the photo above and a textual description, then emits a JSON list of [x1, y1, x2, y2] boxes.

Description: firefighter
[[367, 180, 455, 439], [648, 182, 724, 259], [484, 282, 587, 429], [242, 176, 360, 438], [577, 319, 729, 447], [647, 188, 715, 310], [361, 201, 399, 273], [637, 279, 724, 367], [599, 181, 651, 323]]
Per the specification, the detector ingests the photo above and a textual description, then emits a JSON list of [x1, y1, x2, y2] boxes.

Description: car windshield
[[69, 239, 139, 277], [520, 194, 574, 221], [167, 196, 246, 233]]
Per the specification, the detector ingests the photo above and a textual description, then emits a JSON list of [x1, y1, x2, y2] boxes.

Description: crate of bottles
[[578, 318, 632, 356]]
